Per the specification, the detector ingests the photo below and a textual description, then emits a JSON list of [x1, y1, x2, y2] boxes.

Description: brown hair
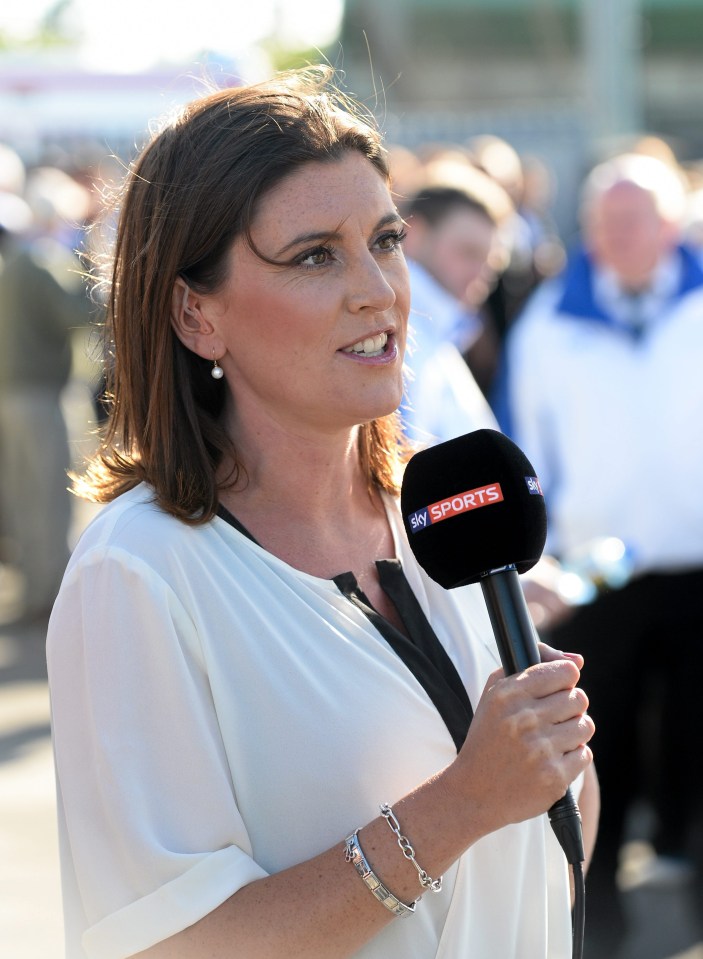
[[77, 66, 410, 522]]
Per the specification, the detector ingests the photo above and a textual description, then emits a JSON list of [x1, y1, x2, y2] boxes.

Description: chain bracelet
[[379, 803, 443, 893]]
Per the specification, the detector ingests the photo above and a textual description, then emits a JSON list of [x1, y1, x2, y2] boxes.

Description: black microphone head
[[400, 429, 547, 588]]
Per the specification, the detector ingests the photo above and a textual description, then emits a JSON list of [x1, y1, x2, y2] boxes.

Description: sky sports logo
[[525, 476, 543, 495], [407, 483, 504, 533]]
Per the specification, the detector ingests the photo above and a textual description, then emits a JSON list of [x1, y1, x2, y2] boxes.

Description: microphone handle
[[480, 566, 541, 672], [480, 567, 585, 865]]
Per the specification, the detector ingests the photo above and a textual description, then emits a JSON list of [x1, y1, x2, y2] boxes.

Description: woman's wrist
[[432, 756, 502, 851]]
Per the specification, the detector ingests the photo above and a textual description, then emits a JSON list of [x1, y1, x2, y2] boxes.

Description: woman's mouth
[[341, 332, 389, 357]]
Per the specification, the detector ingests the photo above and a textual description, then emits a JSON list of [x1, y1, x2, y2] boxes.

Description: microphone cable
[[572, 859, 586, 959], [547, 785, 586, 959]]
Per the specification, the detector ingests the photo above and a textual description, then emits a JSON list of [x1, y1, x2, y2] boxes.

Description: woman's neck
[[218, 418, 378, 532], [218, 417, 400, 621]]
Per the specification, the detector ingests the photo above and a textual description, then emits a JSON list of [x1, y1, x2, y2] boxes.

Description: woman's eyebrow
[[273, 212, 403, 259], [274, 229, 341, 259]]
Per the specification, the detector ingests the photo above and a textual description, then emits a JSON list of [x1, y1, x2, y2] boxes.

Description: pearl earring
[[211, 351, 224, 380]]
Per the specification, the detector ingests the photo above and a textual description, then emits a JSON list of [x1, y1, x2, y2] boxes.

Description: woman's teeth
[[342, 332, 388, 356]]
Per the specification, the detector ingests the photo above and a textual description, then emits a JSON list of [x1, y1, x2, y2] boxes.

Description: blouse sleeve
[[47, 545, 269, 959]]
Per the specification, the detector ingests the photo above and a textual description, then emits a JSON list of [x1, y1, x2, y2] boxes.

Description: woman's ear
[[170, 278, 220, 359]]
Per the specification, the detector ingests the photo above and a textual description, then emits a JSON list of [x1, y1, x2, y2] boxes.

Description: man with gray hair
[[495, 150, 703, 956]]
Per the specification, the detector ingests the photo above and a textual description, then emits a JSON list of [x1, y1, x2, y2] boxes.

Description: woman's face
[[205, 151, 410, 438]]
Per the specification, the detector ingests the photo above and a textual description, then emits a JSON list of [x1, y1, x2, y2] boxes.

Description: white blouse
[[47, 484, 573, 959]]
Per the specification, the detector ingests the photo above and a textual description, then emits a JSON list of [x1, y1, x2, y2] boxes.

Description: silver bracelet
[[379, 803, 443, 893], [344, 830, 417, 918]]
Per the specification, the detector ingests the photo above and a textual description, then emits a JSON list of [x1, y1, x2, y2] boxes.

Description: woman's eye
[[377, 229, 408, 251], [299, 246, 333, 267]]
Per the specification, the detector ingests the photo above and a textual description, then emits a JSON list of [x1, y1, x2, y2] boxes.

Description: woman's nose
[[346, 251, 398, 314]]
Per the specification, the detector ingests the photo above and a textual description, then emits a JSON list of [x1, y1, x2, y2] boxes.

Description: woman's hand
[[446, 652, 594, 841]]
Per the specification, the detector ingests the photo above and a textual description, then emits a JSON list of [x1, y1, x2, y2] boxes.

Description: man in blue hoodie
[[496, 151, 703, 956]]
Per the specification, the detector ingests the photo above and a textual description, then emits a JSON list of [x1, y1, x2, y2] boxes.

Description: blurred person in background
[[467, 135, 565, 398], [678, 158, 703, 257], [0, 144, 32, 239], [385, 143, 426, 208], [398, 158, 572, 633], [399, 165, 511, 445], [495, 150, 703, 956], [0, 161, 93, 623], [519, 154, 566, 280], [0, 143, 32, 575]]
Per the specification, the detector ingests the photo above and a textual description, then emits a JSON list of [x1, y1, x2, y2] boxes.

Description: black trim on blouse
[[216, 503, 473, 751], [217, 503, 259, 542]]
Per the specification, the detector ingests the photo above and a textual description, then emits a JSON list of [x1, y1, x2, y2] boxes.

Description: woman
[[47, 67, 597, 959]]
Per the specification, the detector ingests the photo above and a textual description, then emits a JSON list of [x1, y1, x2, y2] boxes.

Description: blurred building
[[0, 56, 249, 171], [2, 1, 703, 238], [338, 0, 703, 237]]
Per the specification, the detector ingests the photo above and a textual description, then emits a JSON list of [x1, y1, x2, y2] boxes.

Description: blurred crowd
[[387, 128, 703, 958], [3, 116, 703, 957], [0, 141, 100, 625]]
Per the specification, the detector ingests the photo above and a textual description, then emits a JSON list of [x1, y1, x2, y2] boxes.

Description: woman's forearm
[[129, 767, 473, 959], [131, 659, 594, 959]]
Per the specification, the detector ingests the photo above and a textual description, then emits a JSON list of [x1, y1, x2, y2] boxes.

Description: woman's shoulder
[[68, 485, 263, 579], [67, 485, 231, 580], [72, 485, 180, 553]]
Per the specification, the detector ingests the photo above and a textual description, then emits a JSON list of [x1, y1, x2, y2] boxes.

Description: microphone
[[400, 428, 585, 866]]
